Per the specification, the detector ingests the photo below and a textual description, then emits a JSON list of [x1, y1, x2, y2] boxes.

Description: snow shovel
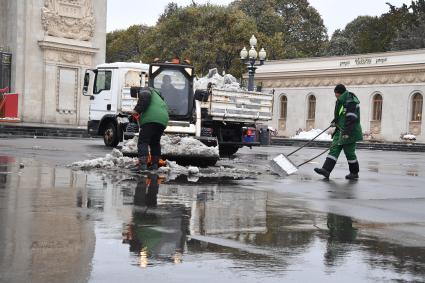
[[270, 126, 333, 177]]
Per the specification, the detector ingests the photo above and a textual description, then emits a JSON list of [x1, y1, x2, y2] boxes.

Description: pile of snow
[[157, 161, 200, 180], [402, 134, 416, 141], [194, 68, 243, 92], [70, 149, 254, 182], [70, 135, 259, 181], [70, 149, 201, 178], [71, 149, 136, 169], [121, 137, 138, 153], [122, 135, 219, 158], [291, 129, 332, 141], [161, 135, 219, 158]]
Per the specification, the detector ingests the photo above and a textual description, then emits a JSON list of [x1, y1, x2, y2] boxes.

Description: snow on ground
[[291, 129, 332, 141], [71, 148, 136, 169], [122, 135, 219, 158], [402, 134, 416, 141], [70, 136, 254, 181], [194, 68, 243, 92]]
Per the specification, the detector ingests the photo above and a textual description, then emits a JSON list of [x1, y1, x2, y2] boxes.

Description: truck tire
[[103, 121, 120, 147], [219, 145, 239, 156]]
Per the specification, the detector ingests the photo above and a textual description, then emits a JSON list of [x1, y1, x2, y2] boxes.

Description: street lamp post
[[240, 35, 267, 91]]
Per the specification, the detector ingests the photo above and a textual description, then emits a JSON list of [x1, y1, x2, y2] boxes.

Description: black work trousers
[[137, 123, 166, 158]]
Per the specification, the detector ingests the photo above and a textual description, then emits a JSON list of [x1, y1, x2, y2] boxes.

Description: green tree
[[327, 1, 425, 56], [142, 4, 258, 77], [326, 29, 356, 56], [231, 0, 328, 58], [327, 16, 391, 55], [106, 25, 152, 63], [390, 0, 425, 50]]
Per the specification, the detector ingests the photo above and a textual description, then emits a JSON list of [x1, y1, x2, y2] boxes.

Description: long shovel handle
[[296, 132, 343, 168], [297, 147, 330, 167], [286, 125, 332, 157]]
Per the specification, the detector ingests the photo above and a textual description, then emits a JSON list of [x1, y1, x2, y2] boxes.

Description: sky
[[107, 0, 412, 36]]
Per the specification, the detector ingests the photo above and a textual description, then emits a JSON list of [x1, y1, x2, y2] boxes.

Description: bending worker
[[134, 87, 169, 171], [314, 84, 363, 180]]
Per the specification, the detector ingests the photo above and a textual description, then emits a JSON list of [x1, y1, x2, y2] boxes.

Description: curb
[[271, 138, 425, 152], [0, 123, 90, 139]]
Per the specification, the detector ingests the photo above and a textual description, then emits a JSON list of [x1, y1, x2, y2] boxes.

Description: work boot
[[138, 156, 148, 171], [314, 168, 330, 178], [345, 173, 359, 180], [346, 161, 359, 180], [150, 156, 160, 170], [314, 157, 337, 179]]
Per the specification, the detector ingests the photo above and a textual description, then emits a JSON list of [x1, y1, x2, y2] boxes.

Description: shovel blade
[[270, 154, 298, 176]]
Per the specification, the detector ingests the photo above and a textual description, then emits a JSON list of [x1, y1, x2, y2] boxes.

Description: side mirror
[[130, 86, 141, 98], [194, 89, 209, 102], [82, 70, 95, 96], [82, 85, 88, 96]]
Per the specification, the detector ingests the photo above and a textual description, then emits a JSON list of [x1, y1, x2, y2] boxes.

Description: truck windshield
[[153, 70, 189, 116]]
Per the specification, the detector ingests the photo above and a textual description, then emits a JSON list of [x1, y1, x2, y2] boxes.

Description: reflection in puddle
[[325, 213, 357, 267], [367, 161, 379, 173], [1, 157, 425, 282], [406, 169, 419, 177]]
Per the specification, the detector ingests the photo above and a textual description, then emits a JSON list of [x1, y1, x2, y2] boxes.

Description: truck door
[[89, 69, 113, 120]]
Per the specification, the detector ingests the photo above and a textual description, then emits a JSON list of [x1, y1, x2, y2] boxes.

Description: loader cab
[[148, 63, 194, 120]]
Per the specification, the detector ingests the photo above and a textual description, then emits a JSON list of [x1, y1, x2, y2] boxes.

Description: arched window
[[280, 95, 287, 120], [411, 93, 423, 122], [372, 93, 383, 121], [307, 95, 316, 120]]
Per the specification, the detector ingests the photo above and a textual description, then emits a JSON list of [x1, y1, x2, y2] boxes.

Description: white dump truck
[[83, 61, 273, 156]]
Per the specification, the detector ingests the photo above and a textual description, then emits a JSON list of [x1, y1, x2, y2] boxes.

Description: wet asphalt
[[0, 137, 425, 283]]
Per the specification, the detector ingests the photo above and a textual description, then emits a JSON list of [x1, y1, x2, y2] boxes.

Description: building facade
[[255, 49, 425, 143], [0, 0, 106, 126]]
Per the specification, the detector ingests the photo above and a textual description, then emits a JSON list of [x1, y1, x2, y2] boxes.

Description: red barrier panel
[[2, 93, 18, 118]]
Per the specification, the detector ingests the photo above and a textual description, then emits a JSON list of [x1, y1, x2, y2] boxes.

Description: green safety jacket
[[333, 90, 363, 145], [136, 88, 169, 127]]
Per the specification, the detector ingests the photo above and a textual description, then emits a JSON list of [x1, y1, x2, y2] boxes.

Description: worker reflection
[[324, 213, 357, 267], [122, 174, 186, 266], [133, 173, 160, 207]]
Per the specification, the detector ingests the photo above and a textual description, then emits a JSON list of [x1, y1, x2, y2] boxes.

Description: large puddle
[[1, 156, 425, 282]]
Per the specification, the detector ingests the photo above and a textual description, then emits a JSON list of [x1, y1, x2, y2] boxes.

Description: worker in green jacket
[[314, 84, 363, 180], [134, 87, 169, 170]]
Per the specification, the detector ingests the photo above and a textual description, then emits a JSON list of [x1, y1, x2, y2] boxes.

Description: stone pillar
[[38, 37, 98, 125], [35, 0, 105, 126], [3, 0, 106, 126]]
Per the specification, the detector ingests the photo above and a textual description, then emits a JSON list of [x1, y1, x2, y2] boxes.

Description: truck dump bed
[[120, 87, 136, 113], [202, 89, 273, 123]]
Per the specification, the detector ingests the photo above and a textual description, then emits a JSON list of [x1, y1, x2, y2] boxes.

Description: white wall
[[267, 83, 425, 143]]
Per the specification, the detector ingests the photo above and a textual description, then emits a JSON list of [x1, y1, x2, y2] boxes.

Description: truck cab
[[83, 62, 149, 147]]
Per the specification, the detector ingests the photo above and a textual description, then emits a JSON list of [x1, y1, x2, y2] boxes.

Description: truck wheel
[[103, 122, 120, 147], [219, 145, 239, 156]]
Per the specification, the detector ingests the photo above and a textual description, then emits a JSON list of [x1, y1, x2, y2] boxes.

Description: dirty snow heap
[[194, 68, 243, 92], [291, 129, 332, 141], [122, 135, 219, 159]]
